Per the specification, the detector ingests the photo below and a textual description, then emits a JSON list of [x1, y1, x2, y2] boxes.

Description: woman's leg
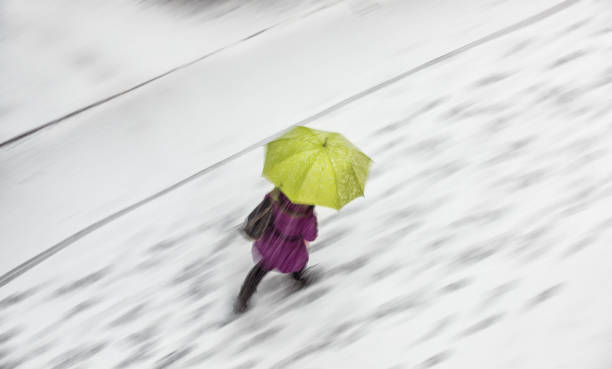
[[236, 263, 268, 312], [291, 266, 310, 287], [291, 269, 304, 281]]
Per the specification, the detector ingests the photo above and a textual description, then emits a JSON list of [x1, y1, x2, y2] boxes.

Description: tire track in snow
[[0, 0, 580, 288]]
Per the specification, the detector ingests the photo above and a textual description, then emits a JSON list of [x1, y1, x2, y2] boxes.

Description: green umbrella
[[263, 126, 372, 210]]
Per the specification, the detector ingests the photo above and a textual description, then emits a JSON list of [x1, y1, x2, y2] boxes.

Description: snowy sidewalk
[[1, 0, 612, 368]]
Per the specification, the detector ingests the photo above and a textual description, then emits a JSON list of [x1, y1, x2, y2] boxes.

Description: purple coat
[[253, 190, 318, 273]]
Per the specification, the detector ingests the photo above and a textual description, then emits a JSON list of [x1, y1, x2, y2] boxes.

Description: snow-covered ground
[[1, 0, 566, 273], [2, 0, 612, 368], [0, 0, 344, 142]]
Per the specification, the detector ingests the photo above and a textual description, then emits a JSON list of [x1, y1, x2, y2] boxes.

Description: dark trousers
[[237, 263, 306, 309], [237, 263, 268, 306]]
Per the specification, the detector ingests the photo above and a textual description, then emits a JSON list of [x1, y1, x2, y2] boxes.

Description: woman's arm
[[303, 214, 318, 242]]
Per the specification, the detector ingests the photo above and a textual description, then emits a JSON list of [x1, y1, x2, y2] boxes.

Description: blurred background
[[1, 0, 611, 368]]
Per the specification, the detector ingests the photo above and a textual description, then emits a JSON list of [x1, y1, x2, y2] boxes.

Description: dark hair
[[274, 188, 314, 213]]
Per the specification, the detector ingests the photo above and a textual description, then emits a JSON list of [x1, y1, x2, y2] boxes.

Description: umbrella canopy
[[263, 126, 372, 210]]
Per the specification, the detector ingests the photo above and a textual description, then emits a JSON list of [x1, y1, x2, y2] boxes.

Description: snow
[[0, 0, 343, 141], [1, 0, 565, 273], [1, 0, 612, 368]]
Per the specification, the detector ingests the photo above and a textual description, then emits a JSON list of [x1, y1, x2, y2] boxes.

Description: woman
[[235, 187, 318, 313]]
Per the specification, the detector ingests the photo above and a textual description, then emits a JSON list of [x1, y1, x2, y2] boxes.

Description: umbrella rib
[[306, 127, 325, 145], [296, 150, 323, 201], [349, 161, 365, 195], [325, 150, 340, 209], [267, 148, 320, 173], [353, 151, 371, 193], [273, 132, 320, 147]]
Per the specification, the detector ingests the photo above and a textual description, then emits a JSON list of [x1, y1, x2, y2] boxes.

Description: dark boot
[[291, 267, 311, 289], [235, 263, 268, 313]]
